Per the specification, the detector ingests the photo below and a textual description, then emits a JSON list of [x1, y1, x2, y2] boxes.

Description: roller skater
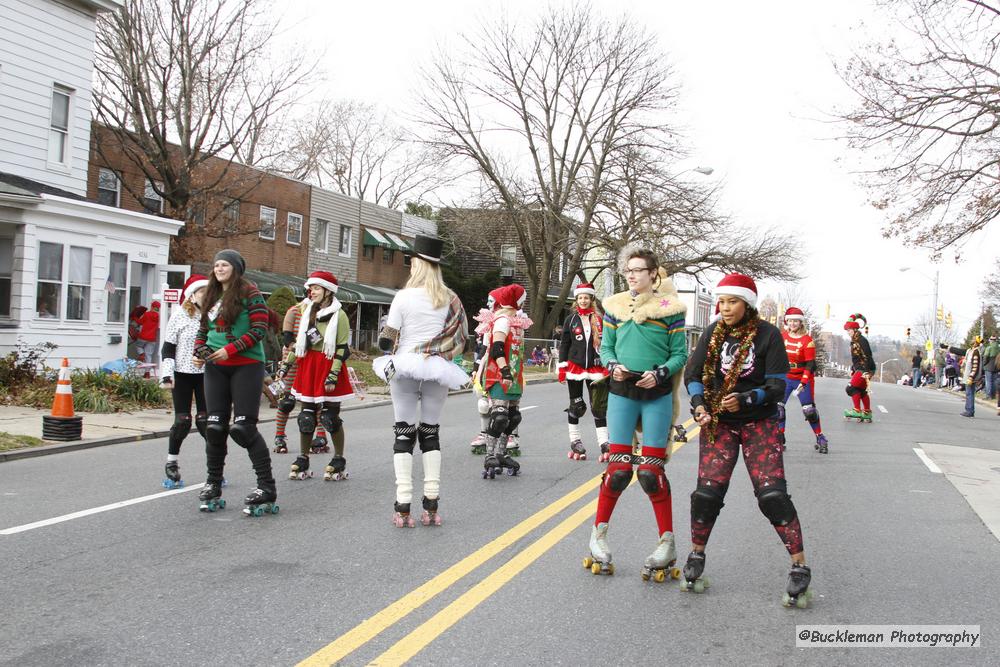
[[324, 455, 348, 481], [374, 236, 468, 526], [159, 274, 209, 489], [473, 282, 532, 481], [684, 273, 813, 606], [286, 270, 355, 489], [198, 482, 225, 512], [585, 246, 688, 580], [194, 250, 277, 515], [844, 313, 875, 424], [779, 307, 829, 453], [272, 303, 327, 453], [558, 282, 610, 462]]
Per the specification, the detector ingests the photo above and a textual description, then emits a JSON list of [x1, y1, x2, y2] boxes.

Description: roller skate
[[583, 522, 614, 575], [506, 433, 521, 457], [470, 432, 487, 455], [162, 461, 184, 489], [272, 435, 288, 454], [672, 424, 688, 443], [393, 501, 415, 528], [843, 408, 863, 422], [598, 442, 610, 463], [289, 456, 313, 480], [567, 439, 587, 461], [310, 434, 330, 454], [814, 434, 829, 454], [861, 410, 873, 423], [482, 453, 501, 479], [198, 482, 225, 512], [782, 563, 814, 609], [323, 455, 348, 481], [679, 551, 709, 593], [420, 496, 442, 526], [500, 453, 520, 476], [640, 531, 680, 583], [243, 486, 279, 517]]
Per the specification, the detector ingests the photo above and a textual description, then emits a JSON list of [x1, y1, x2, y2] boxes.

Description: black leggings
[[204, 362, 274, 488], [168, 372, 206, 456], [567, 379, 608, 427]]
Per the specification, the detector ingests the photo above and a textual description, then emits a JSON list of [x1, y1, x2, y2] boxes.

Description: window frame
[[105, 251, 128, 323], [0, 236, 12, 318], [47, 85, 73, 169], [286, 212, 303, 246], [223, 199, 241, 233], [97, 168, 120, 207], [35, 241, 64, 320], [258, 205, 277, 241], [65, 246, 92, 321], [362, 245, 374, 261], [338, 225, 352, 257], [142, 179, 164, 215], [382, 248, 395, 265], [314, 219, 329, 253]]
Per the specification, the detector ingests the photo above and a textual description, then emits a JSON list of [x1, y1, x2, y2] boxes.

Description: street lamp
[[899, 267, 939, 353], [879, 358, 899, 384]]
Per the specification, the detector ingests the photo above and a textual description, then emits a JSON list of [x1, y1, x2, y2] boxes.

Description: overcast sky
[[278, 0, 998, 340]]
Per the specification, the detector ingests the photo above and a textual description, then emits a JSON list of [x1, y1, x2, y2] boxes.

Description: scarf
[[413, 292, 469, 360], [576, 307, 603, 353], [295, 297, 342, 359], [850, 331, 869, 369], [701, 314, 760, 443]]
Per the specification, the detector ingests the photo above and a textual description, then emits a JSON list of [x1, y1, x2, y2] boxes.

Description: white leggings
[[389, 377, 449, 424]]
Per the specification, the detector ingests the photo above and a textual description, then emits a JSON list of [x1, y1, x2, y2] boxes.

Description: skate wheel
[[253, 507, 264, 517], [271, 505, 279, 515], [607, 563, 615, 575], [782, 593, 791, 607], [583, 557, 593, 569], [218, 499, 226, 509], [591, 562, 601, 575], [693, 579, 705, 594], [653, 569, 666, 583], [641, 569, 650, 581], [796, 595, 809, 609], [670, 567, 681, 580]]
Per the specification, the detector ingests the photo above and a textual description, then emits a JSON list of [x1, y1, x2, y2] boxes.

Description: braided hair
[[701, 308, 760, 443]]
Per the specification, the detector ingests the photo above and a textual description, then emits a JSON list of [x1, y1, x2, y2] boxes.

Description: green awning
[[340, 280, 396, 305], [384, 232, 411, 252], [363, 229, 394, 249], [243, 269, 395, 305]]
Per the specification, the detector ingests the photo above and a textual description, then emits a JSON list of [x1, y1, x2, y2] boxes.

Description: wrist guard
[[736, 390, 756, 408], [499, 365, 513, 382]]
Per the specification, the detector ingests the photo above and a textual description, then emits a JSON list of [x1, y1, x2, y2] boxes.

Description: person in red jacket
[[137, 300, 161, 363], [779, 307, 828, 454]]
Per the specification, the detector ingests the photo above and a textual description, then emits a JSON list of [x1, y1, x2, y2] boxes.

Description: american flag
[[105, 275, 116, 293]]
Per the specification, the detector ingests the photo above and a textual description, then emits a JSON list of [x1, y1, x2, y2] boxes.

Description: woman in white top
[[159, 273, 209, 488], [374, 235, 469, 528]]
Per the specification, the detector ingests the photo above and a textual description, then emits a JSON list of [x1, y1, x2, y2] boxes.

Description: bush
[[0, 366, 169, 413], [0, 340, 57, 388]]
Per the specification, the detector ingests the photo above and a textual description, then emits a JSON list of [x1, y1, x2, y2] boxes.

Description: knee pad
[[205, 417, 228, 446], [690, 483, 726, 524], [477, 396, 490, 416], [486, 406, 509, 438], [393, 421, 417, 454], [845, 384, 861, 397], [504, 407, 522, 435], [277, 394, 296, 413], [603, 461, 634, 493], [565, 397, 587, 419], [418, 423, 440, 452], [297, 408, 317, 434], [802, 404, 819, 424], [229, 420, 258, 449], [319, 408, 343, 435], [637, 463, 668, 495], [195, 413, 208, 438], [169, 415, 192, 441], [589, 384, 609, 418], [756, 483, 797, 526]]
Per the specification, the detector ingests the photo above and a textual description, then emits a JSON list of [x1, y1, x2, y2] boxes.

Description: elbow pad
[[161, 341, 177, 360], [490, 341, 506, 361], [378, 336, 394, 353]]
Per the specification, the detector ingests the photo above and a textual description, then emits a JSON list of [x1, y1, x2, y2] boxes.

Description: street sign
[[163, 288, 182, 304]]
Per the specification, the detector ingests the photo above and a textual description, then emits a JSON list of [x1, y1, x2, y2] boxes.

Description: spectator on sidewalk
[[911, 350, 923, 389], [934, 346, 946, 387], [943, 340, 983, 417], [137, 300, 161, 364], [945, 352, 959, 389], [983, 335, 998, 400]]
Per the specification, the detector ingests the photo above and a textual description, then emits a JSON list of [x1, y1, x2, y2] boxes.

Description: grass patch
[[0, 431, 45, 452], [0, 369, 169, 413]]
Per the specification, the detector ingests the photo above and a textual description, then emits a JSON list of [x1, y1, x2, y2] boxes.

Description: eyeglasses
[[623, 267, 651, 276]]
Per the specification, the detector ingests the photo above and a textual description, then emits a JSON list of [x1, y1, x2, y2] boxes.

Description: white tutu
[[373, 352, 470, 390]]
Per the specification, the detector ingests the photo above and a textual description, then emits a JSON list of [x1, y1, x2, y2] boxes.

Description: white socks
[[394, 453, 413, 505], [422, 450, 441, 500]]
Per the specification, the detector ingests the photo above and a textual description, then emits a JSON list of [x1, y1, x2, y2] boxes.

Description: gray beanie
[[214, 249, 245, 276]]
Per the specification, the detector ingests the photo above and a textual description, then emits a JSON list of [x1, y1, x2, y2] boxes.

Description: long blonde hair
[[406, 257, 450, 309]]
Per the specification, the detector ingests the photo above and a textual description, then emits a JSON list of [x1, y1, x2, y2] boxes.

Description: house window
[[0, 237, 12, 317], [143, 180, 163, 215], [36, 242, 63, 319], [223, 199, 240, 232], [259, 206, 276, 240], [403, 253, 411, 267], [106, 251, 128, 323], [66, 246, 92, 320], [97, 168, 120, 207], [501, 244, 516, 278], [188, 204, 205, 226], [363, 245, 374, 261], [382, 248, 395, 264], [286, 212, 303, 245], [48, 85, 72, 166], [315, 219, 329, 253], [339, 225, 352, 256]]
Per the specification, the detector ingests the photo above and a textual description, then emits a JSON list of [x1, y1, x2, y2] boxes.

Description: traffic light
[[905, 327, 911, 338], [946, 312, 953, 329], [937, 305, 944, 321]]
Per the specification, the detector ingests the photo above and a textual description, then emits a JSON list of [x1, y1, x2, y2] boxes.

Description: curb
[[0, 375, 558, 463]]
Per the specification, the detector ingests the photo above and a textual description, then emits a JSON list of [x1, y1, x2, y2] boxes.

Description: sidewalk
[[0, 374, 556, 462]]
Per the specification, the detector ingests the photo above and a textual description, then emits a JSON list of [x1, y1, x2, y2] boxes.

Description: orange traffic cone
[[42, 358, 83, 441]]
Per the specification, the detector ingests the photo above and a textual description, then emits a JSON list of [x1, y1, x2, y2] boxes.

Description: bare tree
[[283, 100, 447, 209], [838, 0, 1000, 255], [982, 257, 1000, 306], [93, 0, 314, 230], [416, 5, 682, 335]]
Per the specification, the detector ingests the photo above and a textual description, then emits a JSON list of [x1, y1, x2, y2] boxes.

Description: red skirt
[[291, 349, 354, 403], [559, 360, 609, 383]]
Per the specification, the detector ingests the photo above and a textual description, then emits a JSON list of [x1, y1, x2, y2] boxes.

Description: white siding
[[0, 0, 99, 195], [308, 189, 360, 281]]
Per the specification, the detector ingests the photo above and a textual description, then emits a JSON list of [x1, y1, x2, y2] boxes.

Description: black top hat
[[405, 235, 445, 264]]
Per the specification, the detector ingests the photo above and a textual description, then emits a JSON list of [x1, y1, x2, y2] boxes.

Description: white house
[[0, 0, 183, 368]]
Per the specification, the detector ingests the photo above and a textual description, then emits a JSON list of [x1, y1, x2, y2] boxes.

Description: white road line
[[0, 484, 204, 536], [520, 406, 538, 411], [913, 447, 942, 474], [878, 405, 888, 413]]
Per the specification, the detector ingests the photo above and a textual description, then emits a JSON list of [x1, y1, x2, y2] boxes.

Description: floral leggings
[[692, 418, 804, 555]]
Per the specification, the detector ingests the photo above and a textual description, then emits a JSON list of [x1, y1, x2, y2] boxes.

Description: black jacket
[[851, 335, 876, 374], [559, 311, 602, 370]]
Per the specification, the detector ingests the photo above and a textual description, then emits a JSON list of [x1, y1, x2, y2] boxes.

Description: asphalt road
[[1, 379, 998, 666]]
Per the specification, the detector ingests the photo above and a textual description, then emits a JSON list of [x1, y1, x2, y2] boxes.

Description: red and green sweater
[[195, 284, 269, 365]]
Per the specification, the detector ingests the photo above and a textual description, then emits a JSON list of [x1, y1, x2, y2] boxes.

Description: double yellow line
[[298, 419, 699, 667]]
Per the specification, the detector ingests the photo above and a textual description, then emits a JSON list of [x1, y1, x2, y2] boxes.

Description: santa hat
[[843, 312, 866, 331], [783, 306, 805, 322], [304, 270, 339, 295], [490, 283, 526, 310], [573, 282, 596, 297], [714, 273, 758, 309], [181, 274, 209, 304]]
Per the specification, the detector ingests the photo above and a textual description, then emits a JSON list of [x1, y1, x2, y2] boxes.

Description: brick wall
[[356, 225, 413, 289]]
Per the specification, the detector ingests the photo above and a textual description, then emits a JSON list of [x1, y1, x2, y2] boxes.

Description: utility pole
[[931, 269, 939, 351]]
